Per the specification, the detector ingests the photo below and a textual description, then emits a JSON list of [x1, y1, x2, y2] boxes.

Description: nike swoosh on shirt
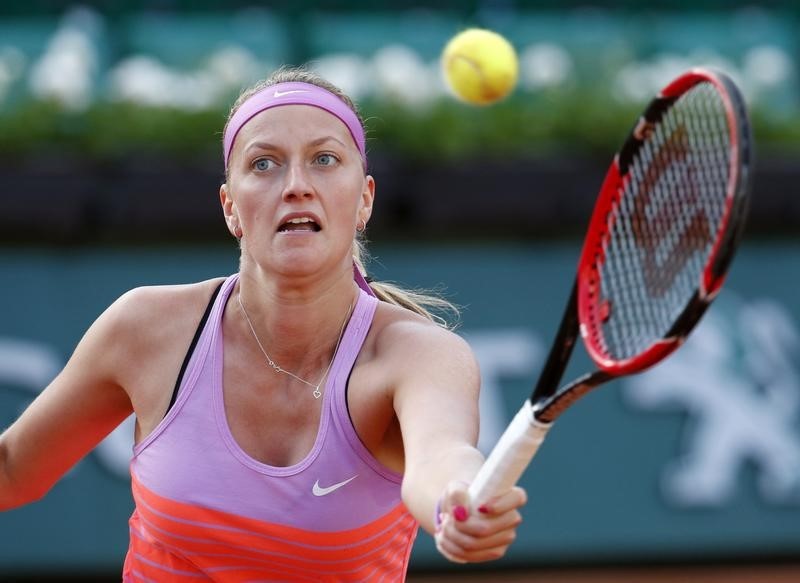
[[312, 475, 358, 497], [273, 89, 309, 98]]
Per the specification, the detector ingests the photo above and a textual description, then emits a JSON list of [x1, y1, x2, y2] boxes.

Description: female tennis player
[[0, 66, 526, 580]]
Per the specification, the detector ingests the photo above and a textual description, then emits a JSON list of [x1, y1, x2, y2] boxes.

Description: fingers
[[435, 506, 519, 563], [434, 483, 527, 564], [476, 486, 527, 516], [437, 480, 470, 517]]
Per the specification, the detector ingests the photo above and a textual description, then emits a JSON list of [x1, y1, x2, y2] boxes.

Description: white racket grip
[[468, 401, 551, 506]]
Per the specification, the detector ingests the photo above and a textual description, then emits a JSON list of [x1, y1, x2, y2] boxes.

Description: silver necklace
[[237, 291, 352, 399]]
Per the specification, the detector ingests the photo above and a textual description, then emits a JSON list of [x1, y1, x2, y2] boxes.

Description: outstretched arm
[[0, 294, 136, 510], [390, 321, 527, 563]]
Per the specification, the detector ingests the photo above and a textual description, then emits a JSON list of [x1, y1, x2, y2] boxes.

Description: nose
[[281, 161, 315, 201]]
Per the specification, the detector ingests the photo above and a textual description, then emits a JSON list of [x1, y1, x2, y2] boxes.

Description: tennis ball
[[442, 28, 518, 106]]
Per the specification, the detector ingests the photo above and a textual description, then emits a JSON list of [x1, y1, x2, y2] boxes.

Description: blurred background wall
[[0, 1, 799, 580]]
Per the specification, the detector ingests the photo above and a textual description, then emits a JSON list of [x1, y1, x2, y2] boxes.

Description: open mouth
[[278, 217, 321, 233]]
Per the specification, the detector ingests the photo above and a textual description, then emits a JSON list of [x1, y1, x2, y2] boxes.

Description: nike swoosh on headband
[[273, 89, 309, 98], [223, 81, 367, 170]]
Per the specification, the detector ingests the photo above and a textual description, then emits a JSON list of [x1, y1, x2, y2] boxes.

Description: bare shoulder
[[107, 277, 226, 337], [87, 277, 227, 385], [85, 277, 227, 428], [370, 302, 480, 388]]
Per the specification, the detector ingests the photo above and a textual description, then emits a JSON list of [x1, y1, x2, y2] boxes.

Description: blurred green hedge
[[0, 92, 796, 167]]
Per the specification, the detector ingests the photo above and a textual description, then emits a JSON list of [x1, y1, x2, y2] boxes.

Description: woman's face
[[221, 104, 374, 281]]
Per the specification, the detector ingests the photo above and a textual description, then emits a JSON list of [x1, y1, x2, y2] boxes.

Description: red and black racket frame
[[530, 68, 752, 424]]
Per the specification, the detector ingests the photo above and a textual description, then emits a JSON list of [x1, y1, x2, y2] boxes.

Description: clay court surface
[[409, 563, 800, 582], [4, 563, 799, 581]]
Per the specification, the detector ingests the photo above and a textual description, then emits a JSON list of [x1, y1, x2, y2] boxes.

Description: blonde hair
[[225, 65, 459, 329]]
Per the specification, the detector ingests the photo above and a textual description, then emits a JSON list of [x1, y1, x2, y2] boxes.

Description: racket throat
[[531, 282, 580, 404], [533, 370, 613, 424]]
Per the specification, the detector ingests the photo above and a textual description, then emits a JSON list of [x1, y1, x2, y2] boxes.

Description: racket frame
[[577, 67, 752, 377]]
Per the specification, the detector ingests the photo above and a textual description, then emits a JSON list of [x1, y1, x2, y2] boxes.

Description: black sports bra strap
[[165, 280, 225, 416]]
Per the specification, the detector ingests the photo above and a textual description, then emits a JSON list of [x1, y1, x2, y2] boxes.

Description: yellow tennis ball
[[442, 28, 519, 106]]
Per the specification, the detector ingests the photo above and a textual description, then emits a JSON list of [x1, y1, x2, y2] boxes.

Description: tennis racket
[[469, 67, 752, 506]]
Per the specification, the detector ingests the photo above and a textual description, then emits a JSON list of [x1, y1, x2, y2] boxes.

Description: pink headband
[[223, 81, 366, 170]]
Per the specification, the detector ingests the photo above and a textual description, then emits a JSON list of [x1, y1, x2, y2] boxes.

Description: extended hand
[[434, 481, 527, 563]]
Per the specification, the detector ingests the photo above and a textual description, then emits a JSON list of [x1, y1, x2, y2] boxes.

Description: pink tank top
[[124, 274, 418, 581]]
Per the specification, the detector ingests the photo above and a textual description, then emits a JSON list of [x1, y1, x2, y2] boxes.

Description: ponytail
[[352, 240, 459, 329]]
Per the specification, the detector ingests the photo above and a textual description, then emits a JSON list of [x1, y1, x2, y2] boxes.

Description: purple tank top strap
[[132, 274, 238, 456], [330, 289, 403, 482]]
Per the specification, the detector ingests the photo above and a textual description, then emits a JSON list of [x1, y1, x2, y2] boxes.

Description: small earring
[[356, 220, 366, 233]]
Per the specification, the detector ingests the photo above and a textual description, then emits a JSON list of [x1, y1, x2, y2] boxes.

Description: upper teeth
[[287, 217, 313, 224]]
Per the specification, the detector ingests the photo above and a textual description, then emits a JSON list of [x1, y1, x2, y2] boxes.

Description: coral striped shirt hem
[[123, 474, 418, 582]]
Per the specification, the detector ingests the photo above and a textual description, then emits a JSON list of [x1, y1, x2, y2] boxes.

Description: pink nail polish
[[478, 505, 489, 514], [453, 505, 468, 522]]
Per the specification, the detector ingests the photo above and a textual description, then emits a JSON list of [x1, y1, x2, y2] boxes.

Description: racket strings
[[599, 82, 731, 360]]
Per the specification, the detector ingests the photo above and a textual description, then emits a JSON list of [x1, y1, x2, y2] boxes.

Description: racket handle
[[468, 401, 551, 506]]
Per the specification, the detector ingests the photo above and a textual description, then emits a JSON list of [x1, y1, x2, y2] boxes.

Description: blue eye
[[253, 158, 274, 171], [316, 153, 338, 166]]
